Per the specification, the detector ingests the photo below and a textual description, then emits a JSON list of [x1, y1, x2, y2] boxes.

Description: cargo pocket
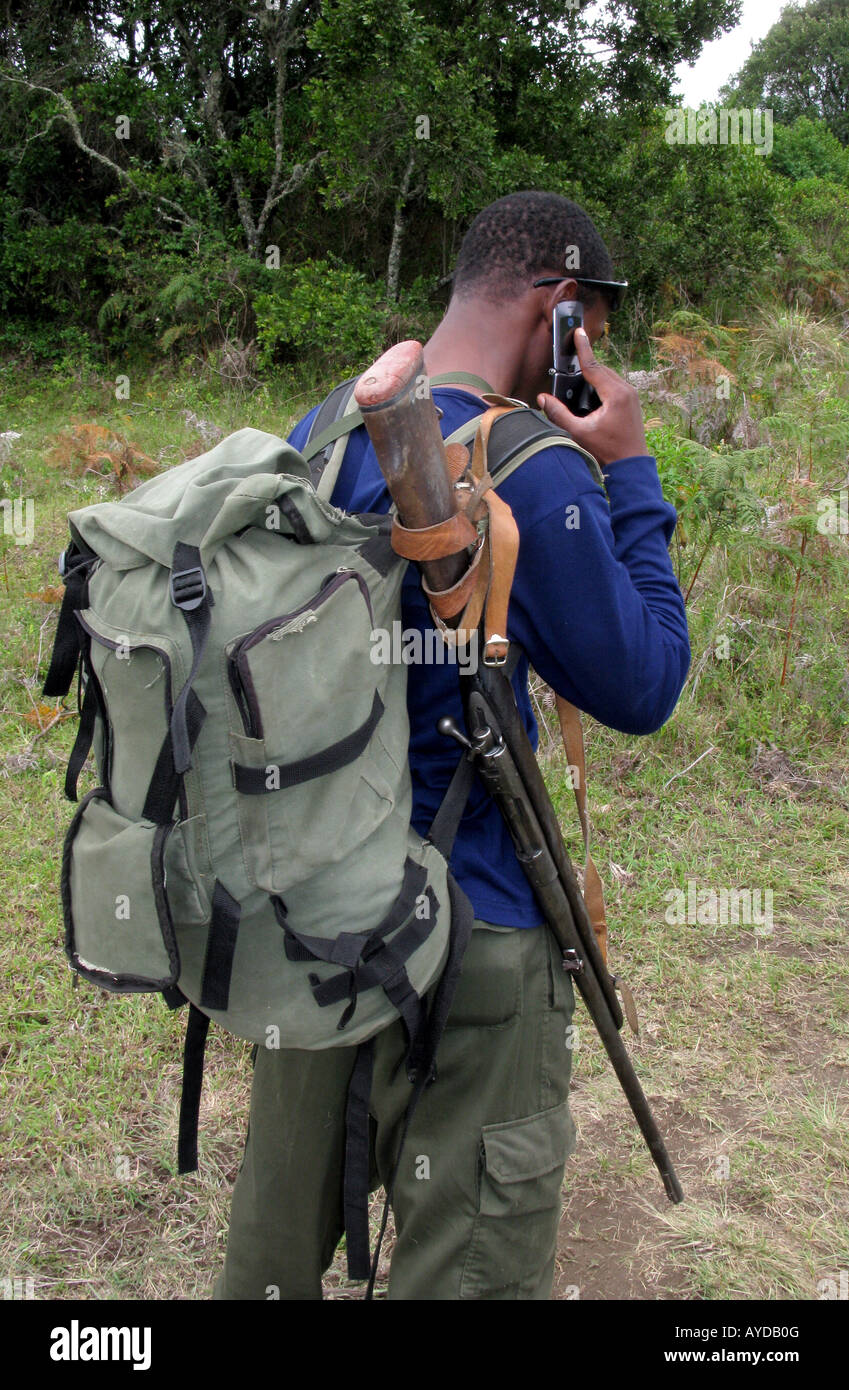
[[460, 1100, 576, 1300], [62, 788, 209, 992], [228, 569, 394, 893]]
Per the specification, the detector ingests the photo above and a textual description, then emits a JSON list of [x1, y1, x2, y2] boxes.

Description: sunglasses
[[533, 276, 629, 313]]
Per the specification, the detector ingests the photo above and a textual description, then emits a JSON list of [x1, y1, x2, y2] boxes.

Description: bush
[[770, 117, 849, 186], [604, 111, 783, 315], [254, 258, 389, 369], [775, 176, 849, 307]]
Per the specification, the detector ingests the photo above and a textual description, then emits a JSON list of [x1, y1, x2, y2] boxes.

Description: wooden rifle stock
[[354, 341, 469, 597]]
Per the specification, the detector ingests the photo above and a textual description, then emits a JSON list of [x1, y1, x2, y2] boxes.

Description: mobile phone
[[551, 301, 601, 415]]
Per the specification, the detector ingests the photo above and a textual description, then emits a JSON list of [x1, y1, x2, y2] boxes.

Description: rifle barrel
[[460, 680, 684, 1205]]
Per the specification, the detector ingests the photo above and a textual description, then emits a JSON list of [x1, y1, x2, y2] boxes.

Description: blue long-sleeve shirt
[[288, 386, 690, 927]]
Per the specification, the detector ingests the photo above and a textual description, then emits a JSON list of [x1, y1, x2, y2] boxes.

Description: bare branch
[[257, 151, 324, 240], [0, 71, 198, 232]]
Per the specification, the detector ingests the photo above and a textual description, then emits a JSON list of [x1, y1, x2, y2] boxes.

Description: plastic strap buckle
[[170, 565, 207, 611]]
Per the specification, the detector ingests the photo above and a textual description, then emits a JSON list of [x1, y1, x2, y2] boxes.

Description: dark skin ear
[[523, 276, 609, 406]]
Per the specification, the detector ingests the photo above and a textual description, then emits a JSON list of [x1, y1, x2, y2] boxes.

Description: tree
[[307, 0, 744, 298], [721, 0, 849, 146], [0, 1, 325, 258], [306, 0, 509, 301]]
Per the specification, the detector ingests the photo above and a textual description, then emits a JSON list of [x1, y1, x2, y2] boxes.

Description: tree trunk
[[386, 150, 415, 302]]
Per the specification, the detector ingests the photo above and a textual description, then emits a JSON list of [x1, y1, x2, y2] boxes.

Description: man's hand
[[537, 327, 648, 468]]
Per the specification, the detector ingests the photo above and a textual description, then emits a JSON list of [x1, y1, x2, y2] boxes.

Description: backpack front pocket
[[62, 789, 210, 992], [228, 570, 396, 893]]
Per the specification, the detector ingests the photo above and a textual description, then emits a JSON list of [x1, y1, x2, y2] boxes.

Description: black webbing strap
[[177, 1003, 211, 1174], [364, 873, 475, 1299], [142, 689, 207, 825], [426, 648, 523, 853], [199, 882, 242, 1012], [372, 947, 429, 1051], [357, 528, 398, 577], [487, 408, 573, 482], [306, 908, 434, 1007], [64, 678, 100, 802], [302, 377, 359, 473], [233, 692, 384, 794], [169, 542, 212, 776], [407, 873, 473, 1083], [280, 858, 426, 965], [277, 494, 312, 544], [315, 915, 434, 1036], [343, 1037, 375, 1281], [274, 861, 433, 1035], [42, 553, 93, 698], [426, 752, 477, 860]]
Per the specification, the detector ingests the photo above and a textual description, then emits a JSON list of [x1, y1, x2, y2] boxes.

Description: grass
[[1, 325, 848, 1301]]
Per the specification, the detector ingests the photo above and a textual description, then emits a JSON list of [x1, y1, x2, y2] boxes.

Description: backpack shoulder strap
[[301, 376, 359, 490], [447, 404, 604, 490]]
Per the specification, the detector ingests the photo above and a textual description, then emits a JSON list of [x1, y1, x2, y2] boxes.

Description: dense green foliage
[[1, 0, 848, 370], [3, 3, 849, 1311]]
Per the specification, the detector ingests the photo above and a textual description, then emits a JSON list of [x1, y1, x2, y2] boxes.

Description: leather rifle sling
[[555, 695, 639, 1034]]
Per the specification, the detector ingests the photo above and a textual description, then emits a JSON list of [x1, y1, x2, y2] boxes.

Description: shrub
[[254, 258, 389, 370]]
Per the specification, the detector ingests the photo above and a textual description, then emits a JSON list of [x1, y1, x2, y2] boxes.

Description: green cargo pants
[[213, 922, 577, 1300]]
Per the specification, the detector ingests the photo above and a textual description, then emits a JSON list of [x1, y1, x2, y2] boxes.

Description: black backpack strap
[[353, 750, 480, 1295], [142, 688, 206, 824], [42, 541, 98, 699], [168, 542, 212, 775], [486, 405, 605, 489], [64, 675, 102, 802], [177, 1003, 211, 1174], [364, 872, 474, 1298], [301, 376, 360, 479], [486, 407, 571, 481], [175, 886, 242, 1176], [343, 1037, 376, 1281]]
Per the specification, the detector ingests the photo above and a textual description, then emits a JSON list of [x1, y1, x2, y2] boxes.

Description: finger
[[573, 326, 602, 377], [537, 392, 581, 431]]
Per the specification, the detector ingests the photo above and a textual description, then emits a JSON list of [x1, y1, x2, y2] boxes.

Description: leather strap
[[554, 694, 639, 1033], [423, 539, 485, 620], [454, 407, 520, 664], [389, 404, 520, 667], [443, 442, 471, 481], [391, 509, 477, 562]]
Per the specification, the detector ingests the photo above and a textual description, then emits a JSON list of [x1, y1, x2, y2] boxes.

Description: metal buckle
[[483, 635, 509, 667], [561, 949, 584, 974], [170, 565, 207, 611]]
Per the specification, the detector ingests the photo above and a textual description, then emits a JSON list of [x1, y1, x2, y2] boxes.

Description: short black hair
[[451, 191, 614, 306]]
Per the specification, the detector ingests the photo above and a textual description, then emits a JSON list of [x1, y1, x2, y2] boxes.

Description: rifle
[[354, 340, 684, 1206]]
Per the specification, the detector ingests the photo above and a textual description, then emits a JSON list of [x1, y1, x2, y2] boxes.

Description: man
[[214, 190, 690, 1300]]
